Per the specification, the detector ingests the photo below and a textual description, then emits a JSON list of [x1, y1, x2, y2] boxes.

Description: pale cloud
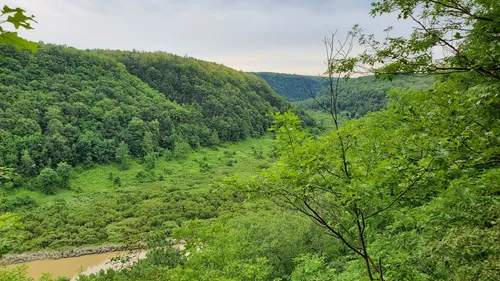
[[5, 0, 414, 75]]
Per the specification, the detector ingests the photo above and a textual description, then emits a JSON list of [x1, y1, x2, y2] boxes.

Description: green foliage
[[0, 265, 70, 281], [290, 254, 337, 281], [247, 72, 500, 280], [115, 142, 130, 170], [0, 167, 15, 189], [29, 163, 71, 194], [269, 111, 307, 155], [166, 208, 335, 281], [14, 189, 242, 252], [55, 162, 71, 189], [144, 152, 157, 170], [253, 72, 328, 102], [359, 0, 500, 79], [172, 140, 191, 160], [295, 75, 434, 117], [101, 50, 291, 143], [0, 5, 38, 52], [34, 168, 59, 195], [19, 150, 37, 177], [0, 44, 289, 188], [3, 2, 500, 281], [113, 176, 121, 187], [2, 137, 274, 253], [197, 160, 212, 173], [135, 170, 157, 183], [0, 213, 21, 258], [256, 72, 434, 119]]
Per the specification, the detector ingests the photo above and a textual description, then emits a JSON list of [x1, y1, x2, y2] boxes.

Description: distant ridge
[[252, 72, 328, 102], [255, 72, 434, 118]]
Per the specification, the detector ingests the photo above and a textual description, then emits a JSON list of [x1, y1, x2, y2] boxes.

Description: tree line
[[0, 44, 290, 193], [294, 75, 434, 117], [253, 72, 328, 102]]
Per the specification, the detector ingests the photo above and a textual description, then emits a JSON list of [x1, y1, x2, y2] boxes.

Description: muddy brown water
[[1, 251, 145, 280], [1, 244, 184, 280]]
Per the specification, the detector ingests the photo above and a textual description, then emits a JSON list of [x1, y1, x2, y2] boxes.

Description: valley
[[1, 1, 500, 280]]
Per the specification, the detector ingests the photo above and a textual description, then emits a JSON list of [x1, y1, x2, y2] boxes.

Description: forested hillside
[[103, 51, 290, 138], [253, 72, 328, 101], [0, 44, 288, 193], [258, 73, 434, 118], [1, 0, 500, 280], [296, 75, 434, 117]]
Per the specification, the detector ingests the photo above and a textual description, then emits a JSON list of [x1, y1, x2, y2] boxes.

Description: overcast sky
[[6, 0, 414, 75]]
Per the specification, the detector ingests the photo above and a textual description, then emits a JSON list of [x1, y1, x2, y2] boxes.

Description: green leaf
[[7, 11, 35, 29], [1, 5, 18, 14], [0, 32, 38, 52]]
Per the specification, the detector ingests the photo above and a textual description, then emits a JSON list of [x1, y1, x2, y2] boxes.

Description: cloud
[[5, 0, 414, 75]]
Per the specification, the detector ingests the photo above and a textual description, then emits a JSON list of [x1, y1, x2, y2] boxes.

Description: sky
[[5, 0, 414, 75]]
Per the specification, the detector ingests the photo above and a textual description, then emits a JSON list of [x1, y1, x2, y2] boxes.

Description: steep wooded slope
[[0, 44, 288, 179]]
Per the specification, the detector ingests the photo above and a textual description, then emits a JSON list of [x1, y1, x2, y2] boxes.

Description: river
[[1, 243, 185, 280], [1, 250, 147, 280]]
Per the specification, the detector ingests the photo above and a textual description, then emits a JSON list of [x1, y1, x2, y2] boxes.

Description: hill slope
[[296, 75, 434, 117], [104, 51, 290, 140], [255, 72, 434, 117], [253, 72, 328, 102], [0, 44, 288, 185]]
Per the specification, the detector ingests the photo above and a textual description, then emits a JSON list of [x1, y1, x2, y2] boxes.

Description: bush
[[173, 140, 191, 160], [113, 176, 122, 187], [199, 161, 211, 173], [35, 168, 59, 195], [55, 162, 72, 189], [135, 171, 157, 183]]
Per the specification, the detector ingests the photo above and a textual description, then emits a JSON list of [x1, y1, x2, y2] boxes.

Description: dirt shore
[[1, 244, 142, 265]]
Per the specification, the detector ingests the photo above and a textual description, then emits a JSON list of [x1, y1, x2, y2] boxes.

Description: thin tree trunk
[[356, 217, 374, 281]]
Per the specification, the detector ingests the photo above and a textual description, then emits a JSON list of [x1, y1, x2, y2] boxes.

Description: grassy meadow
[[2, 135, 277, 252]]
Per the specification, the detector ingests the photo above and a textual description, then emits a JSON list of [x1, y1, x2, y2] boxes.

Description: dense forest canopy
[[101, 50, 291, 138], [0, 44, 289, 193], [1, 0, 500, 280], [252, 72, 328, 102]]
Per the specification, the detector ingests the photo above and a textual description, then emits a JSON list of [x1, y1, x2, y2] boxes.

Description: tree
[[247, 1, 500, 279], [0, 5, 38, 52], [248, 32, 437, 281], [355, 0, 500, 79], [0, 167, 15, 188], [19, 150, 37, 177], [126, 117, 148, 157], [35, 168, 59, 195], [144, 152, 157, 170], [142, 131, 157, 157], [172, 140, 191, 160], [0, 43, 288, 181], [115, 142, 130, 170], [291, 254, 337, 281], [55, 162, 71, 189], [172, 210, 321, 280], [44, 133, 72, 166]]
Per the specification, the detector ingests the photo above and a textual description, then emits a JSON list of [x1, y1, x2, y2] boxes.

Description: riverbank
[[1, 242, 185, 280], [1, 244, 142, 265]]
